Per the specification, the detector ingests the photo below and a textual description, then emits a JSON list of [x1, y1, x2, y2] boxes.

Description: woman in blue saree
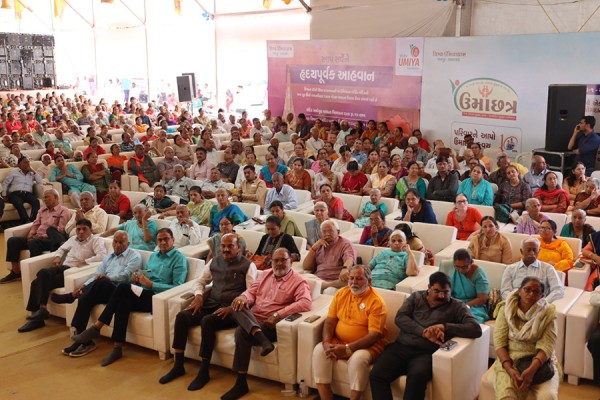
[[448, 248, 489, 323], [259, 152, 288, 188], [359, 209, 392, 247], [209, 188, 248, 234]]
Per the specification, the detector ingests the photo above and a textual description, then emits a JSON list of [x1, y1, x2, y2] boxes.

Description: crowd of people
[[1, 90, 600, 399]]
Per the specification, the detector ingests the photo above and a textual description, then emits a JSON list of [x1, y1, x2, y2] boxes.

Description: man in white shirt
[[235, 152, 262, 188], [501, 237, 564, 303], [168, 205, 204, 248], [306, 127, 325, 155], [275, 122, 293, 143], [204, 139, 219, 165], [65, 191, 108, 237], [335, 120, 352, 147], [261, 109, 274, 130], [223, 114, 240, 134], [250, 118, 272, 141], [17, 218, 108, 332], [201, 168, 230, 199], [264, 173, 298, 210]]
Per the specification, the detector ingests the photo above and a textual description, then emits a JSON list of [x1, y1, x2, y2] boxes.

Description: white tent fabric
[[310, 0, 456, 39]]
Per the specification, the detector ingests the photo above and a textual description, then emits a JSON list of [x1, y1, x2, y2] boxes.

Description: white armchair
[[296, 288, 491, 400], [63, 251, 204, 359], [167, 275, 330, 388], [564, 291, 599, 385]]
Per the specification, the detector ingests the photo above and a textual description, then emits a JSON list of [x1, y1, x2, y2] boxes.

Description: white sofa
[[564, 291, 599, 385], [64, 250, 203, 359], [296, 288, 491, 400], [167, 274, 329, 388]]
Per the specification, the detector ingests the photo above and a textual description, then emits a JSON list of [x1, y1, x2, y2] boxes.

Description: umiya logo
[[451, 78, 518, 121], [410, 44, 420, 58]]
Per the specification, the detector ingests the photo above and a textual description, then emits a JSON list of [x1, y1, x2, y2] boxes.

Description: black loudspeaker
[[176, 75, 193, 102], [182, 72, 196, 98], [545, 85, 587, 152], [42, 77, 53, 87]]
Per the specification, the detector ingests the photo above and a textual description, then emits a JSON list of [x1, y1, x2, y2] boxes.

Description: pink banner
[[267, 38, 423, 128]]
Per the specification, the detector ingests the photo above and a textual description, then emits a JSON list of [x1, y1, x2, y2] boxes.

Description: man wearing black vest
[[159, 233, 258, 391]]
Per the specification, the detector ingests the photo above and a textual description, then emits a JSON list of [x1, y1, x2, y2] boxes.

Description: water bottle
[[298, 379, 309, 397]]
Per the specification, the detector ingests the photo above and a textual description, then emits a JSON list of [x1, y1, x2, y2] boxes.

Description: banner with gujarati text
[[267, 38, 423, 131]]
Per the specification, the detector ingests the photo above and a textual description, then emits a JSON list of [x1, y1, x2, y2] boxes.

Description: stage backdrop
[[267, 38, 423, 132], [421, 32, 600, 158]]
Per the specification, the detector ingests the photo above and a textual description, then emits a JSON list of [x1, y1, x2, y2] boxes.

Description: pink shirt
[[242, 269, 312, 323], [30, 204, 72, 236], [189, 160, 215, 180], [315, 236, 356, 281]]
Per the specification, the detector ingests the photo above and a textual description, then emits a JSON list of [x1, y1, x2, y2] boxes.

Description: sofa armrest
[[340, 228, 363, 244], [5, 222, 33, 241], [565, 292, 599, 379], [33, 183, 46, 199], [432, 325, 490, 400], [166, 281, 196, 352], [152, 281, 197, 355], [20, 253, 57, 308], [179, 243, 210, 259], [568, 266, 591, 290], [396, 265, 438, 294], [297, 304, 331, 387], [553, 286, 584, 364]]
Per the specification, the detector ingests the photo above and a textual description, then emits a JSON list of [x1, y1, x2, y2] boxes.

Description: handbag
[[248, 254, 271, 270], [515, 355, 554, 385]]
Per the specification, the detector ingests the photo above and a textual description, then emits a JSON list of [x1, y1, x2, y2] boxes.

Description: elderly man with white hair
[[168, 205, 204, 248], [501, 236, 564, 303], [303, 219, 356, 292], [163, 164, 195, 204], [64, 191, 108, 236], [263, 172, 297, 211]]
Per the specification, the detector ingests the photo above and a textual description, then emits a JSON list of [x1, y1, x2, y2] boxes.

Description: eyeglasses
[[272, 258, 290, 263], [456, 200, 467, 204], [538, 226, 553, 231], [521, 287, 542, 295]]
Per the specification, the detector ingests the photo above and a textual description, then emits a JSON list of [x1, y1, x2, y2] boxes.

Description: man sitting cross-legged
[[56, 231, 142, 357]]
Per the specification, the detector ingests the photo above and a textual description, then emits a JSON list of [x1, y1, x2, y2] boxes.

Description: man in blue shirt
[[56, 231, 143, 357], [568, 115, 600, 176], [70, 228, 188, 366], [264, 173, 297, 210]]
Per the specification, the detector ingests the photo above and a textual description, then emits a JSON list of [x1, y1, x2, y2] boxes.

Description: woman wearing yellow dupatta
[[537, 220, 574, 273]]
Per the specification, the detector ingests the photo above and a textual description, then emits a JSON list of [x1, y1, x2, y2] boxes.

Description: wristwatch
[[273, 312, 279, 320], [345, 343, 352, 355]]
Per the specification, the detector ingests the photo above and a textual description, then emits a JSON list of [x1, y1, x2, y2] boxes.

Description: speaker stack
[[0, 32, 56, 91]]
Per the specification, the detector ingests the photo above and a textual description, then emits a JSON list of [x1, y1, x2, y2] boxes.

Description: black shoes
[[0, 271, 21, 284], [27, 308, 50, 321], [51, 292, 76, 304], [18, 320, 45, 332]]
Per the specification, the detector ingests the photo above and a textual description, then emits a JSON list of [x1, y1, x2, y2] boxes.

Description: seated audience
[[200, 168, 230, 199], [306, 201, 330, 247], [268, 200, 302, 237], [560, 208, 595, 247], [359, 210, 392, 246], [340, 161, 368, 195], [501, 237, 564, 303], [395, 222, 433, 265], [105, 144, 128, 182], [264, 172, 298, 210], [128, 144, 159, 192], [158, 146, 189, 182], [16, 219, 107, 333], [574, 178, 600, 215], [100, 181, 132, 223], [259, 153, 288, 188], [534, 171, 569, 214], [206, 217, 247, 263], [493, 277, 560, 399], [457, 164, 493, 206], [223, 248, 311, 399], [369, 272, 482, 400], [285, 157, 312, 191], [516, 198, 550, 235], [141, 185, 176, 215], [2, 156, 42, 224], [563, 161, 588, 205], [468, 216, 513, 264], [159, 233, 257, 388], [537, 219, 574, 273], [313, 159, 339, 198], [313, 265, 388, 400], [401, 188, 437, 224], [83, 137, 106, 158], [426, 156, 459, 202], [58, 231, 142, 357], [397, 161, 427, 203], [523, 155, 548, 193], [363, 160, 397, 198], [355, 188, 387, 228], [163, 165, 195, 204], [303, 219, 356, 292], [82, 152, 111, 203], [249, 216, 300, 267], [446, 193, 483, 239], [446, 249, 489, 324], [361, 149, 380, 175], [209, 188, 248, 234], [189, 147, 214, 181], [233, 165, 267, 210], [65, 191, 108, 237], [168, 205, 204, 248], [331, 145, 354, 174], [369, 230, 419, 290], [102, 204, 157, 251], [50, 154, 97, 207], [497, 165, 532, 215], [69, 228, 187, 366], [315, 183, 355, 222]]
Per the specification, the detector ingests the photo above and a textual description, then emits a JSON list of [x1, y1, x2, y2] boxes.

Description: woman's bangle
[[501, 360, 513, 368], [532, 357, 544, 367]]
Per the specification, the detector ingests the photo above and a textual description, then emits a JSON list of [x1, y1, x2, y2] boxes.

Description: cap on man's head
[[408, 137, 419, 145]]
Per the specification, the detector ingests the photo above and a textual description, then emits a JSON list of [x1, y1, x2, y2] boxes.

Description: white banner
[[421, 32, 600, 159]]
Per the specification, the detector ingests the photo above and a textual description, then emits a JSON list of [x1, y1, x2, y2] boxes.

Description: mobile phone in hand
[[439, 340, 457, 351]]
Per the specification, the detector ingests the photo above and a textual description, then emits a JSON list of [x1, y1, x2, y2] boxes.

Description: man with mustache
[[312, 265, 388, 400], [369, 271, 482, 400]]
